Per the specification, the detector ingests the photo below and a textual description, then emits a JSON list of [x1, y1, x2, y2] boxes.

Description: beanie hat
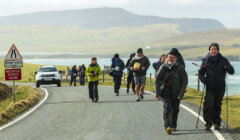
[[114, 53, 119, 58], [168, 48, 179, 58], [209, 43, 219, 51], [137, 48, 143, 54]]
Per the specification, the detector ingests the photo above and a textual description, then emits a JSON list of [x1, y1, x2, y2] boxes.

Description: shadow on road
[[172, 129, 212, 135]]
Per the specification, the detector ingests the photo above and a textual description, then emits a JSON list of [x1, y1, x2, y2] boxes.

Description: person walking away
[[70, 65, 78, 86], [86, 57, 102, 103], [199, 43, 234, 130], [111, 53, 125, 96], [126, 53, 136, 94], [155, 49, 188, 134], [153, 54, 166, 77], [128, 48, 150, 101], [78, 64, 86, 86]]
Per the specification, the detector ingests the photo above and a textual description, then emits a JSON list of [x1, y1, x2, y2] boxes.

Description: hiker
[[111, 53, 125, 96], [170, 48, 185, 68], [128, 48, 150, 101], [153, 54, 166, 77], [86, 57, 102, 103], [70, 65, 78, 86], [199, 43, 234, 130], [126, 53, 136, 94], [155, 49, 188, 134], [78, 64, 86, 86]]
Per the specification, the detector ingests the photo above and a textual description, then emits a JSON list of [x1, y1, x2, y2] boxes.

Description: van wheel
[[36, 83, 40, 88]]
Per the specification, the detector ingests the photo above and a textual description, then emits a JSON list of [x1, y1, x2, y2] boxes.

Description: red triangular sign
[[5, 44, 23, 60]]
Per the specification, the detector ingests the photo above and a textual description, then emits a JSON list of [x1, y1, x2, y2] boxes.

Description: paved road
[[0, 85, 234, 140]]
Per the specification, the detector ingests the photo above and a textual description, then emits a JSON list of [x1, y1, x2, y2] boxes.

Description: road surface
[[0, 85, 234, 140]]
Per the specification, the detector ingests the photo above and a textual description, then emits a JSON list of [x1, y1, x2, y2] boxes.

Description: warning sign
[[5, 69, 22, 81], [5, 44, 23, 60]]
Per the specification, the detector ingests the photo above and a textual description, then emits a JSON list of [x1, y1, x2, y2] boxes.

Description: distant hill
[[0, 7, 225, 33], [148, 29, 240, 60]]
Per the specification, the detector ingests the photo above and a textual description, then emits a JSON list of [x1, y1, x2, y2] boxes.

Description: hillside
[[148, 29, 240, 60], [0, 7, 225, 33]]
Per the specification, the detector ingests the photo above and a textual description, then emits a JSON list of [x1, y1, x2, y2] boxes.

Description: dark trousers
[[162, 93, 181, 129], [113, 75, 122, 93], [203, 86, 225, 126], [80, 74, 85, 85], [70, 76, 76, 86], [88, 81, 99, 100], [127, 75, 135, 91]]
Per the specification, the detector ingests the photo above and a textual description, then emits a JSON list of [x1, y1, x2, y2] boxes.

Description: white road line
[[144, 90, 226, 140], [0, 87, 49, 131]]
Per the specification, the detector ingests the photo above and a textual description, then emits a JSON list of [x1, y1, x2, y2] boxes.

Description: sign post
[[4, 44, 23, 102]]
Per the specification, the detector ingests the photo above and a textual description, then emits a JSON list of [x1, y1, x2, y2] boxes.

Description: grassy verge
[[0, 85, 42, 125]]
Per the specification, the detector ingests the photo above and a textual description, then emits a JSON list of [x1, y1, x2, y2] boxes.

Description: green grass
[[0, 85, 42, 125]]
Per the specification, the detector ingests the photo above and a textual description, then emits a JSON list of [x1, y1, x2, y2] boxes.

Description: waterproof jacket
[[111, 58, 125, 77], [199, 53, 234, 89], [78, 66, 86, 75], [153, 59, 164, 71], [71, 67, 78, 77], [155, 62, 188, 99], [128, 55, 150, 77], [126, 54, 135, 76], [85, 64, 102, 82]]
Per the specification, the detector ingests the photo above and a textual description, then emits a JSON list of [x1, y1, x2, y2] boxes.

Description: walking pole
[[196, 84, 206, 129], [226, 74, 229, 131]]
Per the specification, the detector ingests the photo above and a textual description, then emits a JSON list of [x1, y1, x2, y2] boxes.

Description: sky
[[0, 0, 239, 28]]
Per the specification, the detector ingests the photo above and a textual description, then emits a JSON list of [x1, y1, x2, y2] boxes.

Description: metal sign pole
[[13, 66, 16, 102]]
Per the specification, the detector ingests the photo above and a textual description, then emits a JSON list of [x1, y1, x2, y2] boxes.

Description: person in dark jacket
[[199, 43, 235, 130], [70, 65, 78, 86], [126, 53, 136, 93], [170, 48, 185, 68], [78, 64, 86, 86], [111, 53, 125, 96], [155, 49, 188, 134], [128, 48, 150, 101], [153, 54, 166, 77]]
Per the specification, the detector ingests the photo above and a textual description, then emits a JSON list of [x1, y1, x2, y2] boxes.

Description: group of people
[[71, 43, 235, 134], [70, 64, 86, 86]]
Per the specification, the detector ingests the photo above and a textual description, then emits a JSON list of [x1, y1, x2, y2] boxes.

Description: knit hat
[[137, 48, 143, 54], [168, 48, 178, 58], [209, 43, 219, 51], [114, 53, 119, 58]]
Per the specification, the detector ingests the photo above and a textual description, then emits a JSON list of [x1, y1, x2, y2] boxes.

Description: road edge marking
[[0, 87, 49, 131]]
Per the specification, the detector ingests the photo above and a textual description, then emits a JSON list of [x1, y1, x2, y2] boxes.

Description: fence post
[[102, 71, 105, 83], [149, 73, 152, 87]]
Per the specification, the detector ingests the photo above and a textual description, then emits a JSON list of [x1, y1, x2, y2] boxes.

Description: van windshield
[[39, 67, 57, 72]]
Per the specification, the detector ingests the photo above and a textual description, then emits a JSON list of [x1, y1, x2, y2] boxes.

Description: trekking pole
[[196, 84, 206, 129], [226, 74, 229, 131]]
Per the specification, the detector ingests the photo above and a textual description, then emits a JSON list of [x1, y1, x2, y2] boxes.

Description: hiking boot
[[205, 124, 212, 131], [213, 124, 220, 130], [93, 98, 97, 103], [172, 128, 177, 131], [136, 98, 140, 102], [140, 94, 144, 100], [127, 89, 129, 93], [166, 127, 173, 134]]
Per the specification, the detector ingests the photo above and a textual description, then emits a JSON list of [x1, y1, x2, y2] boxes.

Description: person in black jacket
[[128, 48, 150, 101], [111, 54, 125, 96], [126, 53, 136, 93], [199, 43, 235, 130], [78, 64, 86, 86], [70, 65, 78, 86], [155, 49, 188, 134]]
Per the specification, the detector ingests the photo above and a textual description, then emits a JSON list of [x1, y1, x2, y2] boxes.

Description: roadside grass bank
[[0, 83, 42, 125]]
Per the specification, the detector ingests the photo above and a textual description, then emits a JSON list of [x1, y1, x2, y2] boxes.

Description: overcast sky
[[0, 0, 239, 28]]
